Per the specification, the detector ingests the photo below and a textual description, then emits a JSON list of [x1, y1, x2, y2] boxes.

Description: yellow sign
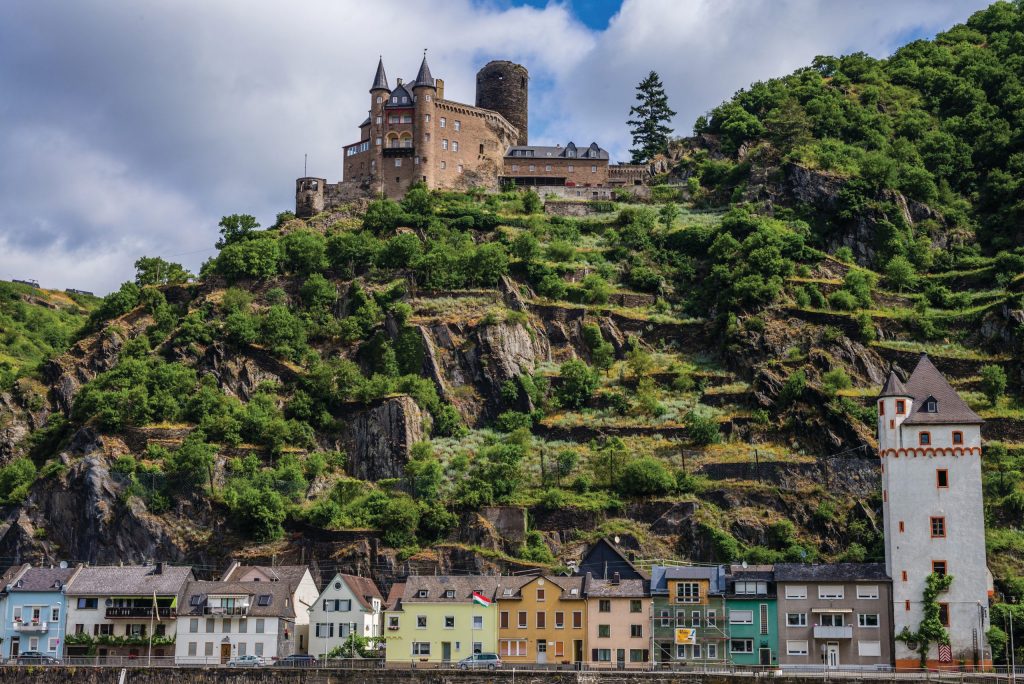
[[674, 628, 696, 644]]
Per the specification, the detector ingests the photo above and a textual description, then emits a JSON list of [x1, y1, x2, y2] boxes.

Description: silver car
[[227, 654, 266, 667], [458, 653, 502, 670]]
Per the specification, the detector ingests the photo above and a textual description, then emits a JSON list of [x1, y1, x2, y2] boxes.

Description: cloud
[[0, 0, 992, 293]]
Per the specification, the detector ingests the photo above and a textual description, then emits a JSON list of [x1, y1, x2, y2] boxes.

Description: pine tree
[[627, 71, 676, 164]]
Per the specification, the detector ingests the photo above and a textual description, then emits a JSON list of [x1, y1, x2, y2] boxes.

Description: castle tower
[[412, 51, 437, 189], [369, 57, 390, 193], [295, 177, 326, 218], [475, 60, 528, 145], [878, 354, 990, 668]]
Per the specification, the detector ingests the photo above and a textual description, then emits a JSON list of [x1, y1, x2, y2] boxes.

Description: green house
[[724, 565, 778, 667]]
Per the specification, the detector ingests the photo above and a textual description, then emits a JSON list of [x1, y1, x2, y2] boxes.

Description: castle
[[295, 53, 646, 215], [877, 354, 992, 668]]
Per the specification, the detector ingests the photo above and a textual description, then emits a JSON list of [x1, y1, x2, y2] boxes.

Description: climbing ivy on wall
[[896, 572, 954, 668]]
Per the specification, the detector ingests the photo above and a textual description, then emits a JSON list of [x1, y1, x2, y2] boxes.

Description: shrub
[[556, 359, 598, 409], [617, 457, 674, 497], [980, 365, 1007, 406], [778, 369, 807, 406], [495, 410, 533, 433], [885, 255, 918, 292], [0, 458, 36, 505], [686, 411, 721, 446], [822, 368, 852, 395], [522, 190, 542, 214], [828, 289, 859, 311], [280, 229, 328, 275], [216, 236, 280, 281]]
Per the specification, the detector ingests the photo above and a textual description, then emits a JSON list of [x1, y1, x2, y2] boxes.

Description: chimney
[[396, 77, 403, 86], [436, 78, 445, 99], [612, 572, 620, 585], [155, 562, 163, 575]]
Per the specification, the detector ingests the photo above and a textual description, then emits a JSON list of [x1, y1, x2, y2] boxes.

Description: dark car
[[274, 654, 318, 668], [15, 651, 60, 665]]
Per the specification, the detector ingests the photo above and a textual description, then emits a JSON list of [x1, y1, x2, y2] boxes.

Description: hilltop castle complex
[[295, 54, 647, 215]]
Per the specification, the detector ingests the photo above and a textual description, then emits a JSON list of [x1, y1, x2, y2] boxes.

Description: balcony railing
[[12, 620, 48, 632], [813, 625, 853, 639], [105, 606, 176, 619], [204, 605, 249, 616]]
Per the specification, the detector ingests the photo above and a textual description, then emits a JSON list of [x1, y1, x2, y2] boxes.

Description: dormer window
[[416, 589, 428, 598], [925, 398, 938, 413], [444, 589, 455, 599]]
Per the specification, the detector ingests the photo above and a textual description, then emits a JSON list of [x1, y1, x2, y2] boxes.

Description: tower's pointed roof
[[371, 57, 389, 91], [414, 50, 434, 88], [879, 369, 910, 398], [902, 353, 983, 425]]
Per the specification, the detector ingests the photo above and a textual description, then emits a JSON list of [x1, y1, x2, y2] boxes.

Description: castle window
[[391, 96, 398, 103], [919, 432, 931, 446], [898, 521, 904, 533], [414, 156, 419, 165], [454, 120, 461, 132], [402, 115, 412, 124], [376, 116, 382, 125], [878, 402, 884, 415], [479, 143, 484, 155], [424, 114, 430, 123], [952, 431, 963, 445], [442, 139, 448, 150], [402, 97, 408, 103], [389, 115, 399, 124], [457, 164, 464, 174], [932, 560, 947, 576], [568, 165, 574, 172], [930, 516, 946, 538], [591, 165, 597, 173], [376, 137, 382, 146], [452, 141, 459, 152], [440, 161, 446, 170], [395, 159, 401, 167], [545, 165, 552, 172], [439, 117, 446, 128], [936, 469, 948, 488], [895, 400, 906, 415], [377, 96, 382, 104], [511, 164, 518, 172]]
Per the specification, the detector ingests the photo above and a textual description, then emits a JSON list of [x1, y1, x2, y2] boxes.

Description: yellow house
[[384, 576, 526, 666], [497, 575, 587, 665]]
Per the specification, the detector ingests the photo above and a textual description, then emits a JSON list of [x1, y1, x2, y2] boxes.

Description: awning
[[811, 608, 853, 613]]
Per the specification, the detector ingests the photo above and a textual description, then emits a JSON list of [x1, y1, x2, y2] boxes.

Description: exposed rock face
[[202, 342, 283, 401], [345, 395, 426, 481]]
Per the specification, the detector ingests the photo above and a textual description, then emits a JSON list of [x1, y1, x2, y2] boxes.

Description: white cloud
[[0, 0, 993, 293]]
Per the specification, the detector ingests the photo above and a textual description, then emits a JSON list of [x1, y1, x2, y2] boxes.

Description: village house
[[650, 565, 727, 667], [586, 573, 651, 669], [724, 565, 778, 668], [496, 575, 587, 666], [1, 565, 80, 660], [307, 573, 383, 659]]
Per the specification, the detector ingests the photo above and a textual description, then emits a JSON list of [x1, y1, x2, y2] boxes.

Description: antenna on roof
[[304, 154, 307, 177]]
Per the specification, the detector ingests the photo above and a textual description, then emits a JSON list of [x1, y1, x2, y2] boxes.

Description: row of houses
[[0, 561, 382, 664]]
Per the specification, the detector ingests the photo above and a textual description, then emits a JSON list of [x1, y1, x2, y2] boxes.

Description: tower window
[[938, 603, 949, 626], [377, 96, 382, 104], [901, 570, 907, 582], [895, 400, 906, 415], [898, 521, 905, 533], [452, 141, 459, 152], [932, 560, 947, 576], [454, 120, 461, 132], [479, 143, 484, 155], [440, 117, 446, 128], [952, 431, 963, 445], [395, 159, 401, 167], [440, 161, 446, 170], [919, 432, 931, 446], [930, 516, 946, 538], [936, 469, 948, 488], [878, 402, 884, 416]]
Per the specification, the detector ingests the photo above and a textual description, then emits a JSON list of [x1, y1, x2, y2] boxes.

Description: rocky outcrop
[[202, 342, 284, 401], [345, 395, 426, 481]]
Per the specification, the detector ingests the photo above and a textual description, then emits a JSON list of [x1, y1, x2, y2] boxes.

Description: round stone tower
[[475, 60, 529, 145], [295, 177, 326, 218]]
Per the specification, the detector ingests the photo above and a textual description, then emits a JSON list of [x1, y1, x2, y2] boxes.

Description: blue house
[[1, 565, 81, 659]]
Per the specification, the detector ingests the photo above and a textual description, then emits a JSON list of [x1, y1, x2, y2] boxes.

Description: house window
[[857, 585, 880, 599], [376, 116, 382, 124], [858, 641, 882, 657], [787, 613, 807, 627], [238, 619, 247, 633], [938, 603, 949, 626], [784, 586, 807, 600], [630, 600, 642, 613], [952, 431, 963, 445], [537, 588, 545, 602], [189, 618, 198, 633], [707, 643, 718, 660], [595, 649, 611, 662], [591, 165, 597, 173], [188, 642, 197, 657], [424, 114, 430, 123], [500, 611, 509, 629], [439, 118, 446, 128], [555, 611, 564, 628], [896, 400, 906, 414], [222, 619, 231, 633], [659, 609, 671, 627], [572, 611, 582, 628], [933, 560, 948, 576], [599, 600, 611, 613], [730, 610, 753, 624], [388, 615, 399, 629], [691, 611, 700, 627], [412, 642, 431, 656], [529, 164, 535, 172], [440, 161, 446, 170], [919, 432, 931, 446], [730, 639, 753, 654], [536, 612, 546, 629], [598, 624, 610, 638], [931, 516, 946, 538], [787, 640, 809, 656], [444, 616, 455, 628], [510, 164, 518, 172], [676, 582, 700, 603], [454, 120, 461, 131], [936, 468, 949, 488], [819, 613, 844, 627], [545, 165, 552, 171], [500, 639, 527, 656], [376, 137, 382, 146], [443, 590, 455, 599], [629, 649, 647, 662], [51, 607, 59, 622], [254, 642, 264, 657], [859, 614, 880, 627], [417, 615, 427, 628], [555, 642, 564, 658], [77, 598, 98, 609], [205, 642, 214, 656], [205, 618, 215, 633], [518, 611, 527, 628], [457, 164, 463, 174], [707, 610, 717, 626], [256, 618, 265, 633], [630, 624, 642, 638], [818, 586, 844, 600]]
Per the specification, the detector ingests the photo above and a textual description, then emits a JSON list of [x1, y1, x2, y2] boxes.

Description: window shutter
[[592, 649, 599, 662]]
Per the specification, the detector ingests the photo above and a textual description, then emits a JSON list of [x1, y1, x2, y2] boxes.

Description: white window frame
[[818, 585, 844, 600], [858, 641, 882, 657], [707, 643, 718, 660], [858, 613, 880, 628], [787, 613, 807, 627], [785, 585, 807, 599], [472, 616, 483, 630], [454, 120, 461, 131], [729, 610, 754, 625], [412, 642, 431, 656], [416, 615, 427, 629], [857, 585, 880, 600], [787, 640, 809, 656]]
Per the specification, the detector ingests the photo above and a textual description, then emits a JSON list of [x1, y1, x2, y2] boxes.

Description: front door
[[10, 637, 19, 657], [537, 641, 547, 664], [759, 648, 771, 666], [574, 640, 583, 663], [220, 643, 231, 663], [616, 649, 625, 668], [442, 642, 451, 662], [826, 642, 839, 668]]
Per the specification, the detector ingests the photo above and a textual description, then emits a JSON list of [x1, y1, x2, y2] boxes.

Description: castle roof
[[505, 142, 608, 160], [901, 354, 983, 425], [371, 57, 389, 91], [414, 52, 434, 88], [385, 82, 414, 108], [878, 370, 910, 397]]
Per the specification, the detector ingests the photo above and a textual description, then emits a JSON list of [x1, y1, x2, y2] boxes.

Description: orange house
[[497, 576, 587, 665]]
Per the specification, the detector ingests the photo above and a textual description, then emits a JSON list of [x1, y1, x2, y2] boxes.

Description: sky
[[0, 0, 995, 295]]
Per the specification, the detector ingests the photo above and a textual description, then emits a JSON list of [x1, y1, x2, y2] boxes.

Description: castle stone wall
[[476, 61, 529, 145]]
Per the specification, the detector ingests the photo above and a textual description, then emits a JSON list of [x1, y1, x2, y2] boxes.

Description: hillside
[[0, 0, 1021, 659]]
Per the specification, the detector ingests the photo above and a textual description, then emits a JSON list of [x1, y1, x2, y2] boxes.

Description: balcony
[[12, 620, 48, 632], [383, 147, 415, 158], [813, 625, 853, 639], [204, 605, 249, 616], [105, 606, 176, 619]]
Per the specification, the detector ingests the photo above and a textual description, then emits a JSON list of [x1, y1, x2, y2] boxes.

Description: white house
[[878, 354, 991, 668], [62, 564, 193, 661], [174, 563, 319, 664], [307, 573, 383, 659]]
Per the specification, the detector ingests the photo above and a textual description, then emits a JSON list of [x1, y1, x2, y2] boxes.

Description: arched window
[[386, 133, 399, 148], [400, 133, 413, 149]]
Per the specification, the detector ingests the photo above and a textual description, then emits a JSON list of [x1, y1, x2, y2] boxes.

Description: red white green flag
[[472, 592, 492, 607]]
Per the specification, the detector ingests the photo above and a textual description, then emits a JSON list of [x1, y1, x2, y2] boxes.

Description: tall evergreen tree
[[627, 71, 676, 164]]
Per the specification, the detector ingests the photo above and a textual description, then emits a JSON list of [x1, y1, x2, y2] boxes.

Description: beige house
[[585, 574, 651, 669]]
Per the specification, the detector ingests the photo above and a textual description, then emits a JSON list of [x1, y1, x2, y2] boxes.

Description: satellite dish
[[613, 535, 620, 544], [59, 561, 68, 569], [741, 560, 748, 569]]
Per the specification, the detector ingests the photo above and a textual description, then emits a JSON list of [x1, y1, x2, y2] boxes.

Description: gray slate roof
[[773, 562, 889, 582], [879, 370, 909, 397], [394, 575, 532, 607], [505, 142, 608, 160], [900, 354, 983, 425], [222, 565, 309, 588], [586, 578, 647, 598], [385, 582, 405, 611], [66, 565, 193, 597], [9, 567, 77, 592], [371, 57, 389, 91], [726, 564, 775, 582], [414, 53, 434, 87], [500, 575, 586, 601], [651, 565, 726, 594], [182, 580, 298, 619]]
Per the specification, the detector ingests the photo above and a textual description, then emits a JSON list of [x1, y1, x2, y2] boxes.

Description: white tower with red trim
[[878, 354, 990, 668]]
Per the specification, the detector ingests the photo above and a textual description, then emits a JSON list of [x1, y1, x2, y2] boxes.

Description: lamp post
[[1000, 593, 1017, 684]]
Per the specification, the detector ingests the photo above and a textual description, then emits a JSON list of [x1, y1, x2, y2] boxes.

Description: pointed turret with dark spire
[[370, 56, 389, 92], [414, 49, 435, 88]]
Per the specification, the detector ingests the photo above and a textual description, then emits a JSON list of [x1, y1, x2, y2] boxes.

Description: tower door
[[826, 642, 839, 668]]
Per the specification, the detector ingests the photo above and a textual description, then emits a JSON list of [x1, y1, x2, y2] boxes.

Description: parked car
[[226, 654, 266, 667], [15, 651, 60, 665], [458, 653, 502, 670], [274, 654, 318, 668]]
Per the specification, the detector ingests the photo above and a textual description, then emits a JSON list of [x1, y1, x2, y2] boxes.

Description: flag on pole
[[471, 592, 492, 607], [153, 591, 160, 622]]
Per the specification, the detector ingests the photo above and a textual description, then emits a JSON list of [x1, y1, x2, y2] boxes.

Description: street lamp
[[1000, 593, 1017, 684]]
